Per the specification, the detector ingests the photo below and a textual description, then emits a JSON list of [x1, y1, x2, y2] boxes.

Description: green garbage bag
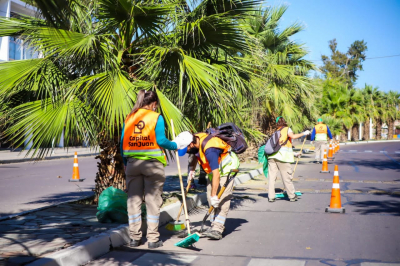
[[96, 186, 128, 223], [258, 145, 268, 178]]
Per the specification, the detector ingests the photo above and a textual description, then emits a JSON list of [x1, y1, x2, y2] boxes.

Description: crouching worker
[[121, 89, 192, 249], [268, 117, 310, 202], [184, 132, 240, 240]]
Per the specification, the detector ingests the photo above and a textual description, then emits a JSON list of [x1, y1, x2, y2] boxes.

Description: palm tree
[[361, 85, 381, 140], [0, 0, 262, 199], [318, 78, 351, 141], [386, 91, 400, 139], [241, 5, 318, 135]]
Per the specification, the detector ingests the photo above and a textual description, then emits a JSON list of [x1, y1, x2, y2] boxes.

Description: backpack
[[201, 122, 248, 154], [264, 127, 289, 155]]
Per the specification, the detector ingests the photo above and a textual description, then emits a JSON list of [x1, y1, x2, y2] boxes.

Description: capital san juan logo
[[129, 120, 155, 147]]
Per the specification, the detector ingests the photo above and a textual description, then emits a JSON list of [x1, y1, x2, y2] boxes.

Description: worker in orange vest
[[184, 132, 240, 240], [310, 118, 333, 164], [121, 90, 192, 249]]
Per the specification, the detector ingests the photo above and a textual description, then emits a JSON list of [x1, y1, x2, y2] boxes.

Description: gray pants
[[206, 174, 234, 233], [125, 158, 165, 243], [314, 141, 328, 162], [268, 159, 296, 199]]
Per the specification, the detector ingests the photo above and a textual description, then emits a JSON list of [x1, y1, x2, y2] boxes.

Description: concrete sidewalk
[[0, 147, 100, 164]]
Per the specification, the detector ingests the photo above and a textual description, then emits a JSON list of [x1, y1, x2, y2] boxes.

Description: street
[[0, 154, 188, 217], [87, 142, 400, 266]]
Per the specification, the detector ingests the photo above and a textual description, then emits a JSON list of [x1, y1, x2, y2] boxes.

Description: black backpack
[[201, 122, 248, 154], [264, 127, 289, 155]]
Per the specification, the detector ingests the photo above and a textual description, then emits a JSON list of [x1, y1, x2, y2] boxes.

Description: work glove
[[173, 131, 193, 150], [210, 196, 220, 208], [188, 170, 195, 181], [303, 130, 311, 136], [294, 152, 301, 158]]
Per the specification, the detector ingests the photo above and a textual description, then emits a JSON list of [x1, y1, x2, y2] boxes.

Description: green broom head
[[174, 232, 200, 248], [165, 221, 186, 231], [275, 191, 302, 198]]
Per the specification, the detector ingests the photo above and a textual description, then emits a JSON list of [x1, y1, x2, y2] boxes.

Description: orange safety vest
[[196, 133, 231, 174], [122, 109, 167, 166], [314, 123, 328, 141]]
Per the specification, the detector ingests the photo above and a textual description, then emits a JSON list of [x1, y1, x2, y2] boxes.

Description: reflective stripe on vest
[[315, 124, 328, 141], [196, 133, 231, 175], [122, 109, 167, 166]]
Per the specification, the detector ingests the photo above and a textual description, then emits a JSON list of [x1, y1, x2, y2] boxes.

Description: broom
[[170, 120, 200, 248], [167, 120, 212, 231], [165, 178, 192, 231]]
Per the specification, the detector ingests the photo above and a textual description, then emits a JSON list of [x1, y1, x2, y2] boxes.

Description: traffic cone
[[320, 150, 330, 173], [327, 144, 335, 160], [69, 152, 85, 182], [325, 165, 345, 213]]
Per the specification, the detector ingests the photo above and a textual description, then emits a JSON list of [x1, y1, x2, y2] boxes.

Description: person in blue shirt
[[310, 118, 333, 163], [120, 90, 191, 249]]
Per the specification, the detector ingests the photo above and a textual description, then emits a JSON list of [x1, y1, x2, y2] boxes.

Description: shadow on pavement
[[349, 193, 400, 216], [334, 158, 400, 172]]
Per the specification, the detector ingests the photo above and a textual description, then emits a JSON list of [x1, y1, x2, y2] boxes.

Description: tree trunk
[[363, 119, 370, 140], [376, 119, 382, 140], [351, 124, 359, 141], [94, 131, 126, 203], [388, 120, 394, 140]]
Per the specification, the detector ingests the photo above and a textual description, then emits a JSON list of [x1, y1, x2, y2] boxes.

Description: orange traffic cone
[[327, 144, 335, 160], [320, 150, 330, 173], [325, 165, 345, 213], [69, 152, 85, 182]]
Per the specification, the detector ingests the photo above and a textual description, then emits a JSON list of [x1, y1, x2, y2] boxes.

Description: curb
[[27, 193, 208, 266], [0, 153, 99, 164], [27, 167, 263, 266], [234, 168, 263, 186], [339, 140, 400, 146]]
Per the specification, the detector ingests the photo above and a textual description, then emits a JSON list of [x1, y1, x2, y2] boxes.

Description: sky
[[269, 0, 400, 92]]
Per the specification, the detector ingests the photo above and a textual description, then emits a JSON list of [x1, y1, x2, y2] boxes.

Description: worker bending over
[[184, 132, 239, 240]]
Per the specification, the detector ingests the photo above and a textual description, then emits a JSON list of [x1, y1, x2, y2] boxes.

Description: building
[[0, 0, 37, 62]]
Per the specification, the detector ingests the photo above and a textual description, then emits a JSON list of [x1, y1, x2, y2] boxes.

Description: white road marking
[[248, 259, 306, 266], [365, 150, 372, 152], [395, 151, 400, 154]]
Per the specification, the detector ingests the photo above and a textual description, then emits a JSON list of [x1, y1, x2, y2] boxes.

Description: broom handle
[[175, 178, 192, 221], [176, 121, 211, 221], [293, 136, 307, 174], [171, 119, 191, 235], [205, 186, 226, 214]]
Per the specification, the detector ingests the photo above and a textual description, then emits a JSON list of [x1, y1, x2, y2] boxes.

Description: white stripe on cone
[[74, 163, 79, 167], [334, 171, 339, 176], [332, 183, 340, 189], [74, 155, 78, 158]]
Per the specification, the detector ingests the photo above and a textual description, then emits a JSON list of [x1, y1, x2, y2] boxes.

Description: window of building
[[9, 36, 22, 61]]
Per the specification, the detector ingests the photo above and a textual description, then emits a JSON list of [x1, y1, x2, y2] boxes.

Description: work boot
[[129, 239, 142, 247], [268, 198, 276, 202], [148, 240, 163, 249], [204, 230, 222, 240], [290, 195, 298, 202]]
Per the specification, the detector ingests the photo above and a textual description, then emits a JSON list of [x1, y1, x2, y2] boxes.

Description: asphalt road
[[0, 154, 189, 217], [88, 142, 400, 266]]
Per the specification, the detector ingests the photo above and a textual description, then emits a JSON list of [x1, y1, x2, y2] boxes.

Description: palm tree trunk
[[363, 119, 370, 140], [388, 120, 394, 139], [351, 124, 359, 141], [376, 119, 382, 140], [94, 131, 126, 203]]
